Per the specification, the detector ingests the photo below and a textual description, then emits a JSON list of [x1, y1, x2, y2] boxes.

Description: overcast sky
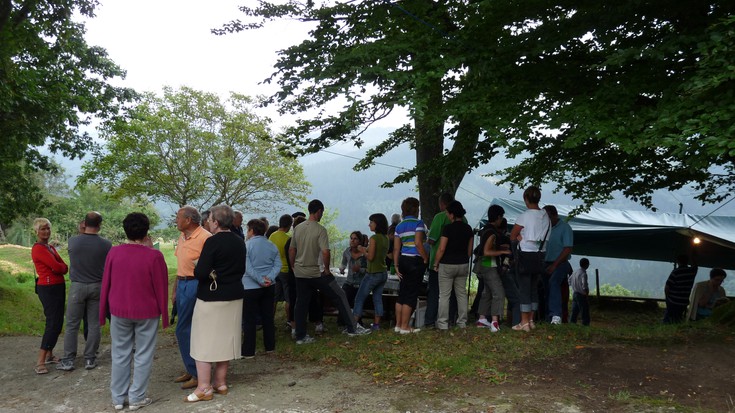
[[83, 0, 299, 104]]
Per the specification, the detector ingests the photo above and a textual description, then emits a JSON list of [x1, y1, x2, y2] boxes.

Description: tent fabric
[[487, 198, 735, 270]]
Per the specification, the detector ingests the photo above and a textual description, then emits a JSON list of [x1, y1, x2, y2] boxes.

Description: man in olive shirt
[[289, 199, 369, 344], [172, 206, 211, 389]]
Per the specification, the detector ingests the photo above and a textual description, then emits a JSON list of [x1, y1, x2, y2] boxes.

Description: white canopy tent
[[488, 198, 735, 270]]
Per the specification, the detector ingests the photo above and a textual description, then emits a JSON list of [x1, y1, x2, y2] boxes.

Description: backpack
[[472, 226, 500, 273]]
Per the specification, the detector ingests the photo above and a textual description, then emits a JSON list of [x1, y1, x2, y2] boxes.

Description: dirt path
[[3, 334, 409, 413], [3, 333, 734, 412]]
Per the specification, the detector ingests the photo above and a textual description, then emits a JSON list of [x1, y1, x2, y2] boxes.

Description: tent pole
[[595, 268, 600, 298]]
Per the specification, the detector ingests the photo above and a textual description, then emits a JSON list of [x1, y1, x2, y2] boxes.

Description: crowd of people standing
[[29, 187, 728, 410]]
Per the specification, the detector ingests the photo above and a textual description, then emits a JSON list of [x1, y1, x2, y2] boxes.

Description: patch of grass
[[270, 294, 731, 395], [0, 243, 179, 336], [0, 269, 45, 335], [627, 395, 725, 413], [156, 242, 178, 276], [609, 389, 632, 401]]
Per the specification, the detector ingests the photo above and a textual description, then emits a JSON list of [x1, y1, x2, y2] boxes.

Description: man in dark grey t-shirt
[[58, 212, 112, 371]]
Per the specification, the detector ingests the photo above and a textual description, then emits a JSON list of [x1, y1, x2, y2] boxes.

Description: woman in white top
[[510, 186, 550, 332]]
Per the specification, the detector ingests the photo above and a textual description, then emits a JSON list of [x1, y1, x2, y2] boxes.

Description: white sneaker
[[476, 318, 492, 328], [315, 323, 325, 334], [394, 326, 401, 333], [551, 316, 562, 325], [490, 321, 500, 333]]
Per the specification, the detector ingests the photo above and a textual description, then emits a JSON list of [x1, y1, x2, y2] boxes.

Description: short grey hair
[[210, 204, 234, 228], [179, 205, 201, 225]]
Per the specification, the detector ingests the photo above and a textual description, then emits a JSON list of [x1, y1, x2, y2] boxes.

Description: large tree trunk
[[414, 63, 445, 222]]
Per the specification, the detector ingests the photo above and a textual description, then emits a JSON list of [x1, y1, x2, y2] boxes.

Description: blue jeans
[[424, 269, 457, 327], [546, 260, 571, 319], [500, 268, 521, 326], [353, 271, 388, 318], [424, 269, 439, 326], [571, 292, 590, 326], [175, 278, 198, 377]]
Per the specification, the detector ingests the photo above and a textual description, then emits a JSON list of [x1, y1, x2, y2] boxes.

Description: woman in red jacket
[[31, 218, 68, 374]]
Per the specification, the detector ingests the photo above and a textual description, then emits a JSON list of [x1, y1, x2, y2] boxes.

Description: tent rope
[[688, 196, 735, 229]]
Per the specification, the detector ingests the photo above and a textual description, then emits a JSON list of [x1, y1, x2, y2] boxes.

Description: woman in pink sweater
[[100, 213, 169, 411]]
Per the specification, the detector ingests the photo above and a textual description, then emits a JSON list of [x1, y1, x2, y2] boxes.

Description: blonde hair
[[33, 218, 51, 232]]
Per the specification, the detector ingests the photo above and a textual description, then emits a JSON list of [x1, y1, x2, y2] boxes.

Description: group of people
[[29, 188, 729, 410], [31, 212, 166, 411], [663, 253, 729, 323], [416, 188, 591, 333]]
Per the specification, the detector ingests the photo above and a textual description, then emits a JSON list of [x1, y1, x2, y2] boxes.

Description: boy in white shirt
[[569, 258, 590, 326]]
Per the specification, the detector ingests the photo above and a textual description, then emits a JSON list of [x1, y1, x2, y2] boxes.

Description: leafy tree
[[598, 284, 635, 298], [5, 170, 159, 246], [215, 0, 486, 220], [0, 0, 133, 227], [472, 2, 735, 210], [43, 184, 160, 244], [219, 0, 735, 215], [79, 86, 310, 212]]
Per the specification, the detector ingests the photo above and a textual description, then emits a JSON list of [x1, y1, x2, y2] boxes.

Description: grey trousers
[[63, 281, 101, 362], [477, 266, 505, 318], [110, 316, 159, 406]]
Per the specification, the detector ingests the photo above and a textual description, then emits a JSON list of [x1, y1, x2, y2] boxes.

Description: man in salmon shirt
[[172, 206, 211, 390]]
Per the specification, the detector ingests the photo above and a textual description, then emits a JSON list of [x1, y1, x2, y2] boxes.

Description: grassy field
[[0, 243, 178, 335]]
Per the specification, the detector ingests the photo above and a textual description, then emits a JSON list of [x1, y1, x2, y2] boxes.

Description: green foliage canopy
[[468, 1, 735, 209], [0, 0, 133, 226], [79, 86, 311, 212], [216, 0, 487, 220], [218, 0, 735, 214]]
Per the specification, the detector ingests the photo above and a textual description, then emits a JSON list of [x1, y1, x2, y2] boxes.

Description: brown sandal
[[34, 364, 49, 375], [184, 387, 213, 402], [213, 384, 228, 395]]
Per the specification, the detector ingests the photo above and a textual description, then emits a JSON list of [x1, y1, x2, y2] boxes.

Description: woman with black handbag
[[187, 204, 246, 402], [509, 186, 550, 332]]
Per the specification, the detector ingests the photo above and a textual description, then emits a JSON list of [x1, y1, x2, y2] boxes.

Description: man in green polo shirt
[[425, 193, 465, 328]]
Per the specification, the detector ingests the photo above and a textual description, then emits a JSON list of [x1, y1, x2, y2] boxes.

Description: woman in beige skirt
[[187, 205, 246, 402]]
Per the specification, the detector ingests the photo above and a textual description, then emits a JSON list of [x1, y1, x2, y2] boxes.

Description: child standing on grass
[[569, 258, 590, 326]]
